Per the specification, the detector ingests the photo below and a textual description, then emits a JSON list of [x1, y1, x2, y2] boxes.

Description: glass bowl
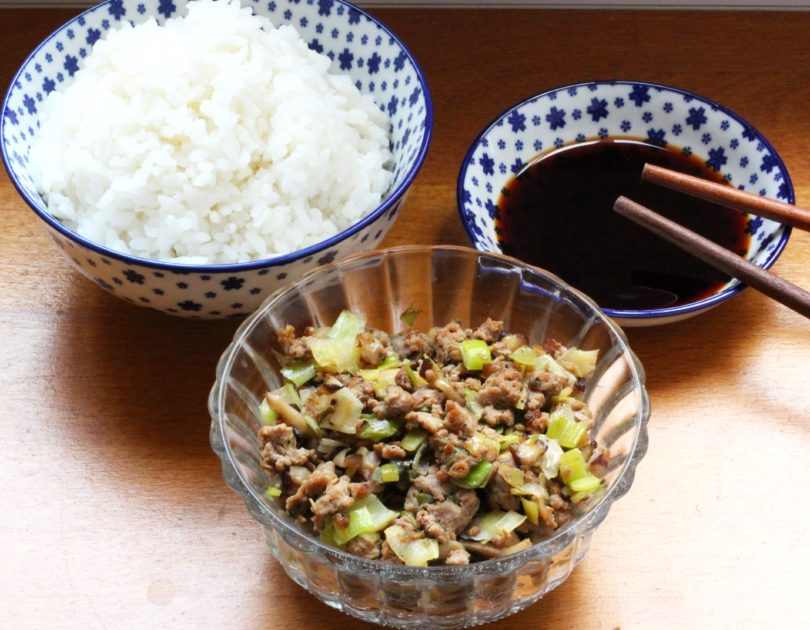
[[209, 245, 650, 628]]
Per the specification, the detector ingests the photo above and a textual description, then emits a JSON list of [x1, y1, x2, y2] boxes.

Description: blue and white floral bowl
[[457, 81, 793, 327], [1, 0, 432, 318]]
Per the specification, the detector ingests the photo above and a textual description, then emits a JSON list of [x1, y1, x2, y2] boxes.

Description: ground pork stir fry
[[258, 311, 609, 566]]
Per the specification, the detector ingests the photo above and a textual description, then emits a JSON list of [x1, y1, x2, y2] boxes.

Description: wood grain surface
[[2, 8, 809, 630]]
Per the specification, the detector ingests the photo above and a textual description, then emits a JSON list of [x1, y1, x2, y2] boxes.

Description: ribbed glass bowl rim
[[209, 244, 651, 576]]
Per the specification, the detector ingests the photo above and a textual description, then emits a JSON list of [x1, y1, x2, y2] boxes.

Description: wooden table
[[2, 7, 809, 629]]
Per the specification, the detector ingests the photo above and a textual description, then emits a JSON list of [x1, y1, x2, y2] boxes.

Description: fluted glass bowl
[[209, 245, 650, 628]]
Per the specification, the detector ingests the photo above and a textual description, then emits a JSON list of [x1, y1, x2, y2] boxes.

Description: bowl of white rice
[[1, 0, 432, 318]]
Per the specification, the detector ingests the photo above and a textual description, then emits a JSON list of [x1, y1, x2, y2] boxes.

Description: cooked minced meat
[[257, 311, 607, 566]]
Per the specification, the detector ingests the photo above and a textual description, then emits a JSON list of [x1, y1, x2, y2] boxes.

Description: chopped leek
[[310, 310, 365, 373], [557, 348, 599, 378], [332, 495, 398, 546], [467, 510, 527, 543], [281, 362, 317, 387], [509, 482, 549, 502], [384, 525, 439, 567], [533, 434, 563, 479], [535, 355, 576, 386], [328, 387, 363, 434], [511, 346, 541, 369], [503, 466, 525, 488], [460, 339, 492, 371], [520, 498, 539, 526], [569, 474, 601, 493], [400, 429, 428, 452], [329, 310, 366, 339], [259, 398, 277, 425], [265, 486, 282, 498], [465, 433, 500, 460], [399, 306, 421, 327], [499, 433, 521, 451], [265, 392, 315, 437], [403, 362, 427, 388], [271, 382, 302, 408], [546, 404, 586, 448], [559, 448, 590, 486], [359, 418, 401, 442], [373, 462, 401, 483], [452, 461, 494, 489], [463, 388, 485, 421]]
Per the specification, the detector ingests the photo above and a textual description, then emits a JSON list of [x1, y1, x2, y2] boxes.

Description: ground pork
[[391, 330, 433, 358], [258, 424, 317, 473], [285, 461, 339, 513], [478, 364, 523, 407], [416, 490, 479, 543], [278, 325, 312, 360], [472, 318, 504, 343], [432, 321, 468, 364], [481, 406, 515, 427], [371, 385, 416, 419], [357, 330, 390, 367], [405, 410, 444, 434], [346, 535, 382, 560], [443, 400, 477, 438]]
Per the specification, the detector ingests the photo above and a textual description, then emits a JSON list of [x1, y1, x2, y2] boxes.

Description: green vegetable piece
[[329, 310, 366, 339], [259, 398, 277, 425], [399, 306, 421, 327], [281, 362, 316, 387], [559, 448, 590, 486], [468, 510, 527, 543], [310, 310, 366, 373], [331, 495, 398, 546], [403, 363, 427, 388], [546, 404, 586, 448], [521, 498, 539, 526], [569, 474, 601, 494], [328, 387, 363, 434], [499, 433, 521, 451], [359, 418, 401, 442], [384, 525, 439, 567], [459, 339, 492, 371], [400, 429, 428, 452], [557, 348, 599, 378], [511, 345, 540, 368], [264, 486, 282, 498], [319, 522, 340, 547], [378, 463, 400, 483], [452, 461, 494, 489], [417, 492, 433, 505]]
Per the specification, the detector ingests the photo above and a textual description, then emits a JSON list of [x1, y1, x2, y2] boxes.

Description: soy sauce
[[496, 139, 750, 311]]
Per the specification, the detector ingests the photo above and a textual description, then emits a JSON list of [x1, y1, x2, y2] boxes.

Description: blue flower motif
[[745, 216, 763, 235], [308, 38, 324, 54], [387, 94, 398, 117], [367, 52, 381, 74], [108, 0, 126, 20], [778, 182, 790, 200], [471, 176, 479, 186], [740, 156, 749, 167], [663, 101, 673, 113], [330, 28, 339, 39], [575, 133, 586, 143], [730, 139, 739, 150], [598, 127, 609, 139], [742, 125, 757, 141], [507, 110, 526, 133], [123, 269, 145, 284], [647, 128, 667, 147], [760, 154, 778, 173], [642, 111, 653, 123], [628, 84, 650, 106], [553, 137, 564, 148], [86, 28, 101, 45], [338, 48, 353, 70], [545, 106, 566, 131], [531, 115, 541, 126], [96, 278, 113, 292], [497, 139, 506, 150], [701, 133, 712, 145], [682, 146, 692, 157], [409, 87, 421, 106], [56, 42, 64, 52], [138, 4, 146, 14], [515, 139, 524, 151], [499, 163, 508, 174], [567, 87, 578, 96], [64, 55, 79, 77], [393, 51, 407, 72], [485, 198, 497, 219], [572, 109, 582, 121], [749, 173, 758, 184], [178, 300, 202, 312], [479, 152, 495, 175], [720, 120, 730, 131], [318, 250, 337, 265], [586, 97, 608, 121], [686, 106, 707, 130], [614, 97, 625, 108], [221, 276, 244, 291], [158, 0, 176, 19], [533, 139, 543, 152], [672, 123, 682, 136], [510, 157, 524, 174], [620, 120, 631, 133], [23, 95, 36, 115], [318, 0, 333, 16], [348, 7, 361, 24], [706, 147, 727, 171]]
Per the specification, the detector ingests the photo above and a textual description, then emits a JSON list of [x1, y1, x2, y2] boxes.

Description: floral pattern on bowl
[[457, 80, 793, 327]]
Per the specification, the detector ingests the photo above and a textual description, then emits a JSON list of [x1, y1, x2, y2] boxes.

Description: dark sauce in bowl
[[496, 139, 751, 311]]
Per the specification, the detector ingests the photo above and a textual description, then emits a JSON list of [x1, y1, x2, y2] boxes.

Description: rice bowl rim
[[0, 0, 434, 273]]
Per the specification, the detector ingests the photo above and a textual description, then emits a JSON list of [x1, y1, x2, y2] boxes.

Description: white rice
[[29, 0, 393, 264]]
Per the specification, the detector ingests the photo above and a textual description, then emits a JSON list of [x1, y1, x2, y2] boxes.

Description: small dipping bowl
[[457, 80, 793, 327]]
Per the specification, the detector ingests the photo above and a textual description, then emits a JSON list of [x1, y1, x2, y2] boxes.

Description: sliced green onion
[[399, 306, 421, 327], [557, 348, 599, 378], [452, 461, 494, 489], [281, 362, 317, 387], [400, 429, 428, 452], [499, 433, 521, 451], [460, 339, 492, 371], [467, 510, 527, 543], [546, 404, 586, 448], [403, 362, 427, 388], [511, 346, 540, 368], [328, 387, 363, 435], [372, 462, 401, 483], [259, 398, 278, 425], [559, 448, 590, 486], [384, 525, 439, 567], [359, 418, 401, 442], [265, 486, 282, 498], [569, 474, 601, 493], [520, 498, 539, 526], [332, 495, 398, 546]]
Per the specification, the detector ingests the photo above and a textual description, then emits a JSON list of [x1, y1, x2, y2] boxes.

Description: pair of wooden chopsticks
[[614, 164, 810, 319]]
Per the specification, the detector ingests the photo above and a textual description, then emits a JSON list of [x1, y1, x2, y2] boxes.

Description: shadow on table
[[49, 282, 241, 495]]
